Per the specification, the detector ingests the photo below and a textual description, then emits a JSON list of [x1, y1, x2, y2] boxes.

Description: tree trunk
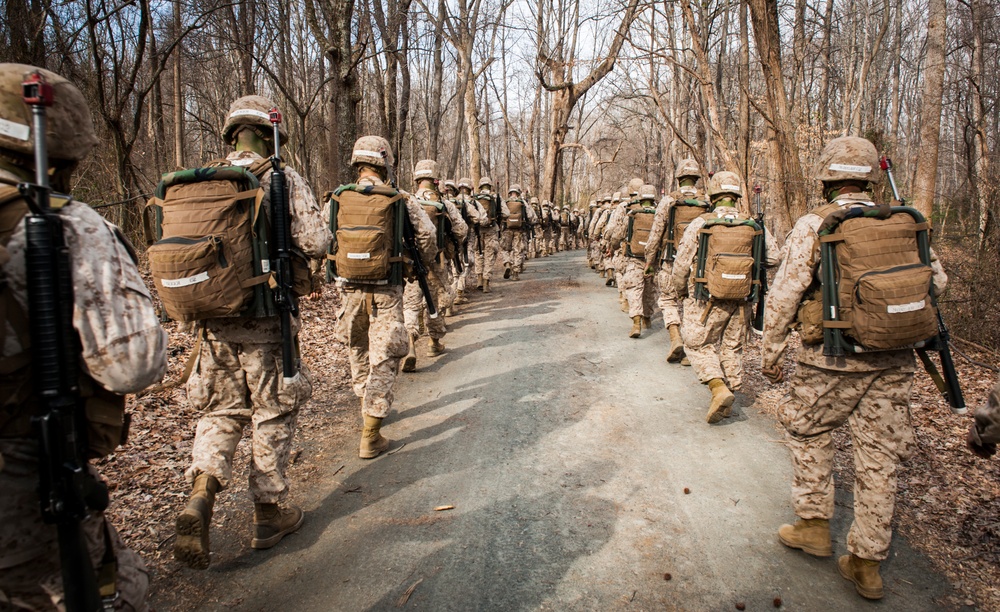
[[912, 0, 946, 220]]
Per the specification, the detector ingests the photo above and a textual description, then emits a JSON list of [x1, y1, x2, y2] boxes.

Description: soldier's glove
[[967, 426, 997, 459], [643, 264, 656, 277], [761, 363, 784, 384]]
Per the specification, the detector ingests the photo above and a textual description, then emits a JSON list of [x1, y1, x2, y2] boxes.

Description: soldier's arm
[[405, 197, 439, 262], [644, 197, 672, 269], [761, 218, 820, 370], [500, 200, 510, 220], [763, 227, 782, 267], [929, 246, 948, 297], [283, 167, 332, 259], [669, 217, 702, 294], [443, 199, 468, 241], [62, 204, 168, 393]]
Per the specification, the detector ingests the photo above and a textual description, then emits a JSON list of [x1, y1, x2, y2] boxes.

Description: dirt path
[[151, 250, 957, 611]]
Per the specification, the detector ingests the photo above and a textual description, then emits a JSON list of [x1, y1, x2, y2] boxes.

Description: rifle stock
[[752, 184, 767, 333]]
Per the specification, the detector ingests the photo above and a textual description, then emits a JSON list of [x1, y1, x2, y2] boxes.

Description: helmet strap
[[678, 177, 697, 188]]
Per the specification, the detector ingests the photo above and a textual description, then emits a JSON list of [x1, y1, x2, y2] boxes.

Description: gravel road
[[159, 250, 957, 611]]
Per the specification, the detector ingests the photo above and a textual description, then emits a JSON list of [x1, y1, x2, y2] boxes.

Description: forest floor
[[98, 250, 999, 610]]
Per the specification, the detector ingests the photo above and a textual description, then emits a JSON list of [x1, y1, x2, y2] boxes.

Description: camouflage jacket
[[416, 187, 468, 242], [761, 193, 948, 373], [644, 186, 705, 270]]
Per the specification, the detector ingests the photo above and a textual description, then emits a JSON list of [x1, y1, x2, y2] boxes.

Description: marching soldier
[[473, 177, 509, 293], [607, 184, 659, 338]]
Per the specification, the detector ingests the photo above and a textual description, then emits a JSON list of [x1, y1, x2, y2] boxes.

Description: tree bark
[[912, 0, 946, 220]]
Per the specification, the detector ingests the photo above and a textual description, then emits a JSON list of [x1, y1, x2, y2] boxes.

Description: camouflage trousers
[[546, 230, 558, 254], [338, 286, 409, 418], [404, 262, 449, 340], [588, 239, 601, 266], [681, 298, 747, 389], [559, 227, 572, 250], [656, 264, 682, 327], [0, 440, 149, 612], [620, 258, 657, 318], [511, 230, 529, 271], [779, 363, 916, 561], [185, 333, 313, 502], [454, 243, 474, 295], [500, 229, 514, 267], [474, 227, 501, 281]]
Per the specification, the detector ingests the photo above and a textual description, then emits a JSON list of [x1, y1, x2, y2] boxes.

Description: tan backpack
[[693, 210, 763, 301], [663, 195, 710, 262], [626, 206, 656, 258], [327, 184, 407, 285], [815, 202, 939, 351], [146, 160, 275, 322], [507, 199, 525, 229]]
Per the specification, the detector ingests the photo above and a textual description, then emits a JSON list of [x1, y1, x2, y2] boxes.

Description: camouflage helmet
[[478, 176, 493, 189], [529, 196, 539, 205], [612, 191, 622, 202], [414, 159, 439, 181], [443, 179, 457, 192], [675, 158, 700, 180], [627, 177, 644, 196], [0, 64, 98, 162], [601, 194, 611, 203], [457, 177, 473, 190], [708, 171, 743, 198], [508, 183, 522, 194], [639, 184, 657, 201], [351, 135, 393, 168], [589, 200, 598, 208], [814, 136, 879, 184], [222, 95, 287, 145]]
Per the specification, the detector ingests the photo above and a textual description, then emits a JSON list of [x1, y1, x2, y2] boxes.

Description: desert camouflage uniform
[[543, 205, 558, 255], [671, 209, 780, 389], [509, 200, 537, 273], [645, 187, 705, 328], [587, 205, 606, 266], [1, 170, 168, 611], [185, 150, 330, 503], [334, 176, 437, 417], [607, 201, 657, 318], [405, 188, 467, 338], [761, 193, 948, 561], [593, 206, 615, 272], [971, 376, 1000, 445], [453, 193, 484, 295], [473, 193, 509, 283], [558, 210, 573, 251]]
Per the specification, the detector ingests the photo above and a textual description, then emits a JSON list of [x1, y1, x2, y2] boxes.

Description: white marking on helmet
[[721, 184, 741, 192], [353, 149, 385, 159], [0, 118, 30, 141], [829, 163, 872, 173], [229, 108, 271, 122]]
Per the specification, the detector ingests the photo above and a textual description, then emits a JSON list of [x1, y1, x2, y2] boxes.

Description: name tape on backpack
[[161, 272, 210, 288]]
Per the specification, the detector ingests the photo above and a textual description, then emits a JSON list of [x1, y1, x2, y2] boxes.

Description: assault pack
[[476, 192, 501, 227], [559, 209, 570, 227], [146, 159, 278, 322], [506, 198, 525, 229], [692, 210, 764, 302], [325, 183, 407, 286], [626, 205, 657, 258], [809, 202, 941, 354], [662, 195, 710, 262]]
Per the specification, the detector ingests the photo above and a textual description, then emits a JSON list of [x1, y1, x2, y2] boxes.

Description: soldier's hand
[[967, 426, 997, 459], [762, 363, 784, 384], [644, 264, 656, 277]]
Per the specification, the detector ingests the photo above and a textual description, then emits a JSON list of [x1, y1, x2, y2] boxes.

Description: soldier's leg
[[423, 267, 449, 342], [845, 369, 916, 561], [402, 281, 424, 338], [241, 342, 312, 503], [512, 232, 526, 275], [719, 303, 748, 390], [621, 260, 646, 318], [642, 273, 657, 318], [681, 298, 729, 384], [363, 287, 409, 417], [338, 290, 373, 398]]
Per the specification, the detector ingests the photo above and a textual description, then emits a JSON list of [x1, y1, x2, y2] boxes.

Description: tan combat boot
[[444, 305, 454, 317], [681, 357, 691, 366], [503, 264, 512, 279], [777, 518, 833, 557], [402, 333, 418, 372], [666, 325, 686, 363], [359, 414, 391, 459], [455, 290, 468, 305], [174, 473, 220, 569], [476, 274, 484, 291], [600, 269, 606, 278], [251, 503, 304, 549], [629, 316, 642, 339], [483, 279, 491, 293], [641, 316, 651, 329], [706, 378, 735, 423], [429, 337, 445, 356], [512, 269, 520, 281], [838, 554, 883, 600]]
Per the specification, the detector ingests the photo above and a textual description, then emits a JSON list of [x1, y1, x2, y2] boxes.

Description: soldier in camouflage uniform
[[473, 177, 509, 293], [542, 200, 558, 256], [607, 184, 659, 338], [0, 64, 168, 610], [672, 171, 779, 423], [645, 159, 707, 364], [501, 185, 536, 281], [175, 95, 331, 568], [593, 194, 617, 279], [330, 138, 437, 458], [403, 159, 468, 368], [761, 137, 948, 600], [528, 196, 543, 258], [588, 196, 610, 268], [455, 177, 486, 302]]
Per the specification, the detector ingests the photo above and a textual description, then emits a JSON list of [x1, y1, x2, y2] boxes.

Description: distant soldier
[[327, 137, 437, 460], [585, 200, 600, 266], [671, 171, 779, 423], [452, 177, 485, 306], [558, 205, 573, 251], [0, 63, 167, 611], [172, 95, 330, 568], [473, 177, 509, 293], [528, 196, 543, 258], [542, 200, 558, 256], [403, 159, 467, 368], [501, 185, 535, 280], [608, 184, 659, 337], [645, 160, 710, 364], [762, 137, 947, 600], [593, 194, 618, 282], [588, 195, 611, 269]]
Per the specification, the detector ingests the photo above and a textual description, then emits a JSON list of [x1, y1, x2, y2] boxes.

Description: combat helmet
[[708, 171, 743, 199], [443, 179, 457, 193], [529, 196, 539, 205], [627, 177, 644, 196], [675, 159, 700, 180], [639, 184, 657, 201], [478, 176, 493, 190], [508, 183, 522, 195], [223, 95, 287, 145], [350, 136, 393, 169], [457, 177, 473, 191], [414, 159, 439, 182], [612, 191, 622, 203], [814, 136, 879, 184], [0, 64, 98, 164]]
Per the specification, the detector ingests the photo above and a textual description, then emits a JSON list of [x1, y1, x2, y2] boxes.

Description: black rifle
[[267, 108, 298, 380], [751, 184, 767, 333], [20, 71, 108, 612], [443, 209, 463, 274], [881, 156, 965, 413]]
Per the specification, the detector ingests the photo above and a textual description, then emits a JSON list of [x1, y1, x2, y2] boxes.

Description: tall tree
[[912, 0, 946, 220]]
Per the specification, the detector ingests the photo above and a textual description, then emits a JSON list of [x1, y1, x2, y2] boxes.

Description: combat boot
[[706, 378, 735, 424], [402, 333, 418, 372], [641, 316, 651, 329], [429, 337, 445, 356], [512, 270, 519, 281], [360, 414, 391, 459], [681, 357, 691, 366], [605, 275, 614, 287], [251, 503, 304, 549], [503, 264, 512, 279], [174, 473, 220, 569], [455, 290, 468, 305], [483, 279, 491, 293], [600, 269, 606, 278], [629, 316, 642, 339], [476, 274, 484, 291], [838, 554, 883, 600], [666, 325, 686, 363], [444, 306, 454, 317], [777, 518, 833, 557]]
